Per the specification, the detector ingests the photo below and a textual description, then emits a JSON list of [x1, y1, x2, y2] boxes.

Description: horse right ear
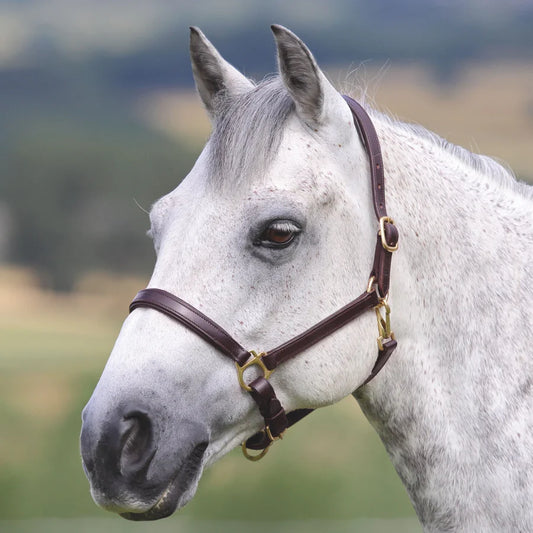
[[190, 27, 254, 121], [272, 25, 344, 129]]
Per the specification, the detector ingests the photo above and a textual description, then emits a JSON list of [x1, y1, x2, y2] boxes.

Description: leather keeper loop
[[249, 377, 288, 439]]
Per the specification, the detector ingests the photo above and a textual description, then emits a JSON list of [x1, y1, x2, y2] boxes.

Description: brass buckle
[[236, 350, 272, 392], [374, 299, 395, 351], [379, 216, 398, 253]]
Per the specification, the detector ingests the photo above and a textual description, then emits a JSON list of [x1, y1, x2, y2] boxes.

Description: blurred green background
[[1, 1, 532, 532]]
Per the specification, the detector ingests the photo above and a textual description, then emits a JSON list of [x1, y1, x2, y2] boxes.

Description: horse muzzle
[[80, 399, 209, 520]]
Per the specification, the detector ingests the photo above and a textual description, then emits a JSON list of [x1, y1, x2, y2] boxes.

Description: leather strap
[[245, 408, 313, 450], [343, 95, 398, 297], [246, 337, 398, 449], [248, 377, 287, 438], [129, 288, 250, 366], [128, 286, 388, 447], [128, 94, 399, 457], [342, 95, 387, 220], [363, 338, 397, 385], [371, 222, 399, 297], [262, 290, 379, 370]]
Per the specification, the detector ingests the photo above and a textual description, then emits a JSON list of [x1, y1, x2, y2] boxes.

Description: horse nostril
[[119, 411, 155, 477]]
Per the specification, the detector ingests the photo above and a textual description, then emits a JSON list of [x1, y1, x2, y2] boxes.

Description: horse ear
[[190, 27, 254, 120], [271, 25, 341, 127]]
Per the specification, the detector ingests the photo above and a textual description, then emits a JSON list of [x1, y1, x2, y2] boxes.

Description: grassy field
[[0, 267, 420, 532], [1, 518, 422, 533]]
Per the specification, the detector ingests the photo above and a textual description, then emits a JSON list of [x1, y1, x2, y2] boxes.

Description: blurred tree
[[2, 120, 197, 291]]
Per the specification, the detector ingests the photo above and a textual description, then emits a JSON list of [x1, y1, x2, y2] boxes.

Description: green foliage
[[1, 117, 197, 290]]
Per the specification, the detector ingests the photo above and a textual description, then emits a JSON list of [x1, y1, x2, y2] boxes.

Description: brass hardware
[[241, 441, 272, 461], [379, 216, 398, 252], [374, 299, 395, 351], [265, 425, 285, 442], [236, 351, 272, 392], [366, 275, 376, 293], [367, 275, 389, 301], [237, 352, 277, 460], [241, 425, 285, 461]]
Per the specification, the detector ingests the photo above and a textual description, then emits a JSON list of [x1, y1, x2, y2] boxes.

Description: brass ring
[[241, 441, 271, 461]]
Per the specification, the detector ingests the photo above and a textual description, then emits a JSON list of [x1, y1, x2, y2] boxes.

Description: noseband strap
[[130, 288, 250, 365], [129, 95, 399, 459]]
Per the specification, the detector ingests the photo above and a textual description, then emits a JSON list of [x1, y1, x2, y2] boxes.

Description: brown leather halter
[[129, 95, 399, 460]]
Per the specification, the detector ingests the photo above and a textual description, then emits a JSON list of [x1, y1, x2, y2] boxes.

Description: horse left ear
[[271, 25, 345, 128], [190, 27, 254, 121]]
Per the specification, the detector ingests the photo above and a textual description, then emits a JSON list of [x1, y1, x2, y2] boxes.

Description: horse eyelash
[[269, 221, 301, 233], [253, 219, 302, 249]]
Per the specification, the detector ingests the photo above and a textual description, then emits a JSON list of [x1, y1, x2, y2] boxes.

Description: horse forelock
[[207, 77, 294, 188]]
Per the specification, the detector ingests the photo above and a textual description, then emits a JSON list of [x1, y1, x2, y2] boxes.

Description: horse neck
[[354, 116, 533, 531]]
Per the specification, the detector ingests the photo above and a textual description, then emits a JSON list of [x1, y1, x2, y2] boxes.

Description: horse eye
[[257, 221, 301, 249]]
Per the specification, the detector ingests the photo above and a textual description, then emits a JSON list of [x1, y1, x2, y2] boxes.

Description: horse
[[80, 25, 533, 531]]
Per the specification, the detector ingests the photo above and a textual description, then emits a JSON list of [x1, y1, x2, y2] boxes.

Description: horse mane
[[207, 74, 532, 200], [365, 103, 533, 201]]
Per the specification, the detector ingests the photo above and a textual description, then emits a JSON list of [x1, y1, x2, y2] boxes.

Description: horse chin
[[119, 441, 207, 521], [119, 480, 194, 521]]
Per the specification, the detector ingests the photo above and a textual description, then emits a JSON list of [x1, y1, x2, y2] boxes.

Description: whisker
[[133, 198, 150, 216]]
